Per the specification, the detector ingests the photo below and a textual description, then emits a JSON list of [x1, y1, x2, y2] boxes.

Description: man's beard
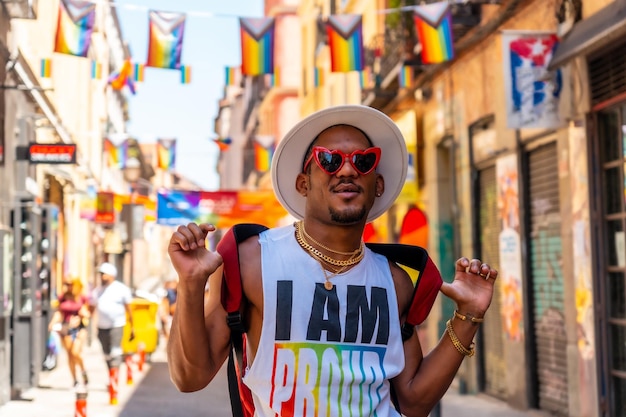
[[329, 206, 367, 224]]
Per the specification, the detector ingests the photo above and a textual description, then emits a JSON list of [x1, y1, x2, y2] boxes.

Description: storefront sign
[[28, 143, 77, 164]]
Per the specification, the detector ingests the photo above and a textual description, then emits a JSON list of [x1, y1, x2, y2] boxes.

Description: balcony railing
[[362, 1, 483, 107]]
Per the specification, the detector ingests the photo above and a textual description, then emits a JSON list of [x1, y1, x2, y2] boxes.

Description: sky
[[116, 0, 264, 190]]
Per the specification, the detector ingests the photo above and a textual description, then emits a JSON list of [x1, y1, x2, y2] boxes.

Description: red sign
[[28, 143, 77, 164]]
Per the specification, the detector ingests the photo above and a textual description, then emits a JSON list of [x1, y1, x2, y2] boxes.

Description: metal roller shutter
[[527, 142, 569, 416], [478, 166, 507, 398]]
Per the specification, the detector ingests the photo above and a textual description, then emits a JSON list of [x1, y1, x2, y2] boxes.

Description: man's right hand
[[168, 223, 223, 285]]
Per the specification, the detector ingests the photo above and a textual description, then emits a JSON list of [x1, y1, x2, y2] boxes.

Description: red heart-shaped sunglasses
[[303, 146, 382, 175]]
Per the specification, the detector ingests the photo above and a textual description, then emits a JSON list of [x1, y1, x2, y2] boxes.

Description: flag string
[[80, 0, 478, 19]]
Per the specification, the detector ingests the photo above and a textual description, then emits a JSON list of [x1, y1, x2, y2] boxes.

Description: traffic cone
[[108, 367, 119, 405], [137, 342, 146, 372], [125, 355, 133, 385], [75, 389, 88, 417]]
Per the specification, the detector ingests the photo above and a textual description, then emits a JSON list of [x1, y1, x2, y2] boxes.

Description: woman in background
[[48, 277, 90, 388]]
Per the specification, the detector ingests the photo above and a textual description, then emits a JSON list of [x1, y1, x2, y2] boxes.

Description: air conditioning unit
[[2, 0, 37, 20]]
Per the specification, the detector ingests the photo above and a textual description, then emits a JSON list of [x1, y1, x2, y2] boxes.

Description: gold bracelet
[[454, 309, 484, 324], [445, 319, 475, 357]]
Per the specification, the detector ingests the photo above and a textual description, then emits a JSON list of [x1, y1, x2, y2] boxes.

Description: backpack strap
[[218, 223, 269, 332], [366, 243, 443, 340], [216, 223, 269, 417]]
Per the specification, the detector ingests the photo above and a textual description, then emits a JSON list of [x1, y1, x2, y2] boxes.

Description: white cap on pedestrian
[[98, 262, 117, 277]]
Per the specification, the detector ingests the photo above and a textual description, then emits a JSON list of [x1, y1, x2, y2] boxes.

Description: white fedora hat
[[271, 105, 408, 222]]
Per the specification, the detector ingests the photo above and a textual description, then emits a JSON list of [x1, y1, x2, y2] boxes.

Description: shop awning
[[549, 1, 626, 70]]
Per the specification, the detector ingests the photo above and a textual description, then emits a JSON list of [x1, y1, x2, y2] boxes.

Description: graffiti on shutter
[[528, 142, 569, 416]]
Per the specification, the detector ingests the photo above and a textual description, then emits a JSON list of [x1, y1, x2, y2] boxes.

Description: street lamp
[[123, 156, 141, 184]]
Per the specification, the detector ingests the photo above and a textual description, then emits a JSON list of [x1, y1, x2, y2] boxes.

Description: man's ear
[[375, 174, 384, 197], [296, 172, 309, 197]]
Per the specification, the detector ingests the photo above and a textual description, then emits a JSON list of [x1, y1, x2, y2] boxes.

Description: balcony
[[362, 1, 483, 110], [1, 0, 37, 19]]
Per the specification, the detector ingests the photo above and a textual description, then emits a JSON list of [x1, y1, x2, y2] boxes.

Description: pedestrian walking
[[159, 279, 177, 342], [48, 276, 90, 388], [89, 262, 134, 404], [167, 105, 498, 416]]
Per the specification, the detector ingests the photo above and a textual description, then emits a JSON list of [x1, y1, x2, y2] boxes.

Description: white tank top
[[242, 225, 404, 417]]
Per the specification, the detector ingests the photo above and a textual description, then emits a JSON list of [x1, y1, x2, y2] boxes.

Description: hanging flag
[[103, 139, 119, 167], [225, 66, 241, 86], [326, 14, 364, 72], [180, 65, 191, 84], [398, 65, 413, 88], [54, 0, 96, 57], [214, 137, 232, 152], [133, 63, 145, 82], [146, 10, 186, 69], [96, 191, 115, 224], [79, 184, 97, 220], [313, 67, 325, 87], [254, 142, 274, 172], [413, 2, 454, 64], [118, 140, 129, 168], [157, 138, 176, 171], [239, 17, 275, 75], [502, 31, 562, 129], [91, 60, 102, 79], [254, 136, 275, 172], [360, 67, 372, 89], [266, 67, 280, 87], [40, 58, 52, 78], [108, 59, 136, 94]]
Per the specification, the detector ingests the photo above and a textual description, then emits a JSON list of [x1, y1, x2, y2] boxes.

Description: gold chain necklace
[[294, 222, 364, 267], [294, 223, 364, 290], [298, 221, 359, 256]]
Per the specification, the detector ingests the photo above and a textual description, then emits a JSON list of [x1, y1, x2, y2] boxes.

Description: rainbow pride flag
[[239, 17, 275, 75], [108, 59, 136, 94], [266, 67, 280, 87], [40, 58, 52, 78], [254, 141, 274, 172], [399, 65, 413, 88], [360, 67, 372, 89], [54, 0, 96, 57], [313, 67, 325, 87], [146, 10, 186, 69], [91, 60, 102, 80], [180, 65, 191, 84], [118, 140, 129, 168], [225, 66, 241, 86], [103, 139, 119, 167], [133, 63, 145, 82], [157, 138, 176, 170], [214, 137, 232, 152], [413, 2, 454, 64], [326, 14, 364, 72]]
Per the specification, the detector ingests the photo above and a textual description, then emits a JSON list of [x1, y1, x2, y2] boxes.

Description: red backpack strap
[[366, 243, 443, 338], [217, 223, 269, 324], [215, 223, 268, 417]]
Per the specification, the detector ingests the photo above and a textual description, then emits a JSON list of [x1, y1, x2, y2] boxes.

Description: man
[[89, 262, 134, 403], [167, 105, 497, 417]]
